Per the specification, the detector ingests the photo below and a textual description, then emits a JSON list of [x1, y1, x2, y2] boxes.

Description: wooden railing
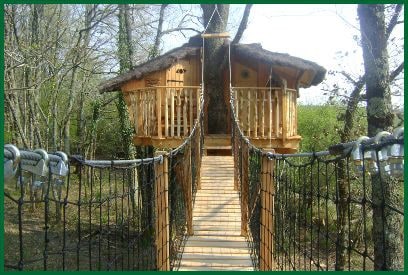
[[232, 87, 298, 140], [124, 86, 201, 138]]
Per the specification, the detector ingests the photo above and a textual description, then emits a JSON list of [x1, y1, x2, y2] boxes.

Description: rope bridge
[[3, 112, 404, 271], [3, 96, 204, 271], [231, 91, 404, 271]]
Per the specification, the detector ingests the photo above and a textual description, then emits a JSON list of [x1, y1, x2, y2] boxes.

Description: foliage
[[297, 104, 366, 152]]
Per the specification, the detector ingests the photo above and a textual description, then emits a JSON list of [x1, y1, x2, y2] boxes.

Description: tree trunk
[[201, 4, 229, 134], [358, 4, 402, 270], [117, 4, 136, 159], [358, 5, 394, 137]]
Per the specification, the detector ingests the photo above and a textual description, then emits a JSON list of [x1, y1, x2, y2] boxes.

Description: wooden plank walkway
[[178, 156, 254, 271]]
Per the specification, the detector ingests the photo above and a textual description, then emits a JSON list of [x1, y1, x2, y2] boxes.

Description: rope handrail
[[229, 86, 404, 271]]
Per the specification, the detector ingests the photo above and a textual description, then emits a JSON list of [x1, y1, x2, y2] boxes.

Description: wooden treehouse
[[99, 37, 326, 153]]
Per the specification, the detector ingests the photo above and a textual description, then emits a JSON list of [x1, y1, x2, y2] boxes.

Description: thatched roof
[[99, 39, 326, 93], [99, 45, 200, 93], [233, 43, 326, 86]]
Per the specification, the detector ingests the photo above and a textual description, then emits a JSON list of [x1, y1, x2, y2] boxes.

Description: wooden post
[[154, 152, 170, 271], [196, 121, 202, 190], [183, 90, 188, 136], [282, 79, 287, 143], [156, 88, 162, 138], [189, 88, 193, 134], [260, 154, 275, 271], [170, 89, 175, 137], [247, 91, 251, 137], [261, 89, 265, 138], [268, 89, 272, 139], [165, 89, 169, 137], [196, 88, 201, 119], [177, 89, 181, 137], [185, 144, 194, 235], [254, 89, 258, 138], [241, 142, 249, 237]]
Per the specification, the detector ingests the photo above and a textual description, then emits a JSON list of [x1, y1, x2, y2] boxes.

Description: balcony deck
[[125, 86, 300, 153]]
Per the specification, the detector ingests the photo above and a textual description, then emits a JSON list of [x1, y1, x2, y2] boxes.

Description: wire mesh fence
[[4, 94, 204, 271], [3, 149, 161, 271], [230, 88, 404, 271], [269, 137, 404, 270], [232, 128, 404, 271]]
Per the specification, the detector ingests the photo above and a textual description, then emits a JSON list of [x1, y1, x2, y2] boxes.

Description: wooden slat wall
[[124, 87, 201, 140], [234, 87, 291, 139]]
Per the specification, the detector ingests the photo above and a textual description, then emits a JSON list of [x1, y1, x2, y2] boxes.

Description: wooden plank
[[177, 89, 181, 137], [165, 89, 169, 137], [201, 32, 230, 38], [268, 89, 272, 139], [196, 88, 201, 117], [282, 79, 287, 143], [189, 88, 193, 134], [170, 89, 175, 137], [247, 91, 251, 137], [183, 90, 188, 136], [254, 89, 258, 138], [261, 89, 265, 137], [156, 88, 162, 138]]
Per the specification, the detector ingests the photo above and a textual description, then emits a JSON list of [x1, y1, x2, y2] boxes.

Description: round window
[[241, 69, 250, 79]]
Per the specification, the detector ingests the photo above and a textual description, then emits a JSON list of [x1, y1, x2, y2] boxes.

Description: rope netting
[[230, 89, 404, 271], [3, 94, 204, 271]]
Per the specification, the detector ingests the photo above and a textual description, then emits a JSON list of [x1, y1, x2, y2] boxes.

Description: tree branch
[[232, 4, 253, 44], [389, 61, 404, 82], [149, 4, 168, 59], [386, 4, 403, 39]]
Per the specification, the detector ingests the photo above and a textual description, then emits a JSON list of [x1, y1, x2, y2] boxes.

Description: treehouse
[[99, 37, 326, 153]]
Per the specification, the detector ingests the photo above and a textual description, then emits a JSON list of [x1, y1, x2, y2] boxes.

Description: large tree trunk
[[201, 4, 229, 134], [358, 5, 394, 136], [358, 4, 403, 270]]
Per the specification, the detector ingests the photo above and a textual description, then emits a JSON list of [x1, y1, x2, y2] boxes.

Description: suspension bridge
[[3, 89, 404, 270], [3, 7, 405, 270]]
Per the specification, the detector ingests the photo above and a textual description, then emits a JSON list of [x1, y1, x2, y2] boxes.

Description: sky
[[163, 4, 404, 107]]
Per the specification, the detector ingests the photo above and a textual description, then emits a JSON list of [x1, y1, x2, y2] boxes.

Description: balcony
[[123, 86, 201, 148], [232, 87, 300, 152]]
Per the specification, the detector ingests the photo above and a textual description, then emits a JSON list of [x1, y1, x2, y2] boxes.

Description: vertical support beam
[[261, 89, 265, 138], [241, 142, 249, 237], [196, 122, 202, 190], [260, 154, 275, 271], [185, 144, 194, 235], [268, 89, 272, 139], [183, 90, 188, 136], [177, 89, 181, 137], [189, 89, 193, 134], [254, 89, 258, 138], [170, 89, 175, 137], [247, 91, 251, 137], [154, 152, 170, 271], [196, 88, 201, 119], [165, 89, 169, 137], [281, 80, 287, 143], [156, 88, 162, 138]]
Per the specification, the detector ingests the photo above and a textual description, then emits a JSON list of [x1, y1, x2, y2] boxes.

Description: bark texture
[[358, 4, 403, 270], [201, 4, 229, 134]]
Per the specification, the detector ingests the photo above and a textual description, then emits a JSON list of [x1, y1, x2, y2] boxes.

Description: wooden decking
[[178, 156, 253, 271]]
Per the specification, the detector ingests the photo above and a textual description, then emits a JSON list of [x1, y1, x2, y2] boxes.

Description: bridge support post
[[185, 144, 194, 236], [260, 154, 275, 271], [241, 142, 249, 237], [154, 152, 170, 271]]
